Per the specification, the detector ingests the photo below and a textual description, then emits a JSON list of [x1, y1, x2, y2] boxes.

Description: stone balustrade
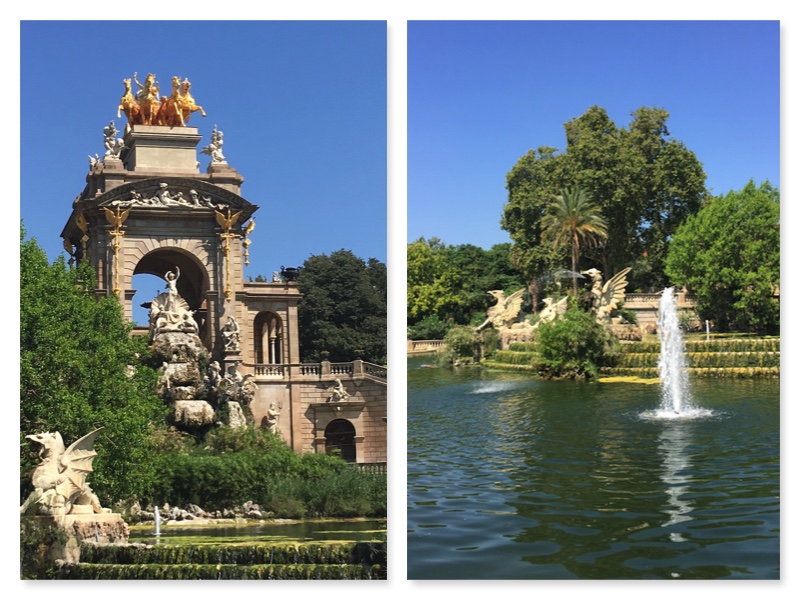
[[248, 359, 386, 384], [407, 339, 445, 354]]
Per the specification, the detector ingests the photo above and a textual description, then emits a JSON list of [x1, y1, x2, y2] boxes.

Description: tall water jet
[[658, 287, 689, 414]]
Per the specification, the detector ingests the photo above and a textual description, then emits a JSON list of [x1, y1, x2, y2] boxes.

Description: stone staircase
[[485, 338, 780, 379], [50, 541, 386, 580], [603, 337, 780, 378]]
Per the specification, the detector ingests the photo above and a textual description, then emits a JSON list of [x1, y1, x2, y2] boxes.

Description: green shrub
[[440, 325, 478, 364], [143, 426, 385, 518], [535, 307, 620, 379]]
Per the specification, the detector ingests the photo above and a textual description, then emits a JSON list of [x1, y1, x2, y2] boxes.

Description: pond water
[[407, 356, 779, 580], [130, 518, 386, 545]]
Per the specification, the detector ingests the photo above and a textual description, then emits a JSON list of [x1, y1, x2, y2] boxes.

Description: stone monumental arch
[[59, 74, 386, 466]]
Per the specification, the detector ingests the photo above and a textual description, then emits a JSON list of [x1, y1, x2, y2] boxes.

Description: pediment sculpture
[[103, 182, 230, 211]]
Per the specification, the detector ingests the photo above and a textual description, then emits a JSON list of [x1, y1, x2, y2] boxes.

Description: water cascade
[[154, 505, 161, 537]]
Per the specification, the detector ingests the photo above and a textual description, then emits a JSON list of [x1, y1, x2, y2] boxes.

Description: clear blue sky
[[408, 20, 780, 250], [19, 20, 387, 315]]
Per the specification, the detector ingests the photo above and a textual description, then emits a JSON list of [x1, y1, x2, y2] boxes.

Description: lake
[[407, 356, 779, 579]]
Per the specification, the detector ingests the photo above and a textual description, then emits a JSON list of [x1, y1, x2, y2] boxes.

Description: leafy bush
[[535, 306, 620, 379], [143, 425, 384, 518], [440, 325, 478, 364]]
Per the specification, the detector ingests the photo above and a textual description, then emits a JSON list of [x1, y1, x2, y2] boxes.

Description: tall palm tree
[[542, 186, 608, 296]]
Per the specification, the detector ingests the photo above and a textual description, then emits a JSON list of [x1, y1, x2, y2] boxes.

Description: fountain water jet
[[642, 287, 712, 420]]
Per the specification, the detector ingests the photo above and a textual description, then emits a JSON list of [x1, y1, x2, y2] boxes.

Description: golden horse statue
[[118, 72, 206, 129], [156, 76, 185, 127], [117, 78, 140, 129], [177, 78, 206, 125]]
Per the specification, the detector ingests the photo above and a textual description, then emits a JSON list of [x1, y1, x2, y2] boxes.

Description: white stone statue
[[475, 288, 526, 331], [581, 267, 631, 323], [201, 125, 226, 163], [221, 316, 241, 352], [265, 402, 280, 433], [148, 266, 200, 339], [534, 296, 568, 328], [20, 429, 111, 516], [327, 378, 350, 403]]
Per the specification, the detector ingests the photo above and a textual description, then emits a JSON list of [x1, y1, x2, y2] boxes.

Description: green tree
[[297, 249, 387, 364], [407, 239, 527, 331], [20, 227, 166, 505], [541, 186, 608, 296], [503, 106, 707, 292], [664, 180, 780, 333], [501, 146, 568, 308], [407, 237, 464, 325]]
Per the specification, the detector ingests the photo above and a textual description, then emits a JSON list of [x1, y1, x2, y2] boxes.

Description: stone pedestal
[[121, 125, 202, 173], [29, 512, 129, 564]]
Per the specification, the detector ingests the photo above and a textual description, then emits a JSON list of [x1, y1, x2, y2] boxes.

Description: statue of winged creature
[[475, 288, 526, 331], [20, 428, 110, 516], [533, 296, 569, 328], [581, 267, 631, 323]]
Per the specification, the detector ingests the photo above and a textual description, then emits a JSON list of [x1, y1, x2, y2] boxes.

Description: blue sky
[[408, 20, 780, 250], [19, 20, 386, 322]]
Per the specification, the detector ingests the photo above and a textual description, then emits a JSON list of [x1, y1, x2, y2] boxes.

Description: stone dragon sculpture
[[20, 428, 110, 516]]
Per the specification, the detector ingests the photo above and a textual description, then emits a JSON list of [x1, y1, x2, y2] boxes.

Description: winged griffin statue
[[581, 267, 631, 323], [475, 289, 526, 331], [20, 428, 110, 516]]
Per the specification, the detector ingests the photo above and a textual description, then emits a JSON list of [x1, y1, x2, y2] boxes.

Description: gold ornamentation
[[117, 72, 206, 130], [76, 212, 90, 259], [242, 218, 255, 266], [104, 206, 130, 295], [215, 208, 241, 302]]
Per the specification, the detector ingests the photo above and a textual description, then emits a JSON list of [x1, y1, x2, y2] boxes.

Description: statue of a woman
[[163, 267, 180, 312]]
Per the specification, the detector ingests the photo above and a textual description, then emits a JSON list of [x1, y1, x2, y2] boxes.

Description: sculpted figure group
[[118, 72, 206, 130]]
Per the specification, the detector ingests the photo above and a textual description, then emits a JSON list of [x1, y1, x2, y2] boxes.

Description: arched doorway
[[132, 248, 210, 341], [324, 419, 356, 462], [254, 311, 283, 364]]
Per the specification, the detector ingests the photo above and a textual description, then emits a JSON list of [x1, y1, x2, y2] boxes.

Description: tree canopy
[[297, 249, 387, 364], [502, 105, 708, 292], [20, 227, 166, 504], [407, 238, 526, 336], [664, 180, 780, 333]]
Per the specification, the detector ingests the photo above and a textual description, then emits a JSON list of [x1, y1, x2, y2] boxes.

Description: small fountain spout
[[154, 505, 161, 537]]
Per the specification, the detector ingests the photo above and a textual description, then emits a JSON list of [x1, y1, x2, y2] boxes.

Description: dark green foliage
[[20, 227, 167, 505], [407, 314, 452, 340], [407, 238, 527, 329], [20, 518, 65, 579], [146, 426, 385, 517], [665, 180, 780, 333], [297, 250, 386, 364], [534, 306, 620, 379]]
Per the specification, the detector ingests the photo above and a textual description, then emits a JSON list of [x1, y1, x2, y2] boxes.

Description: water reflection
[[658, 424, 694, 541]]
